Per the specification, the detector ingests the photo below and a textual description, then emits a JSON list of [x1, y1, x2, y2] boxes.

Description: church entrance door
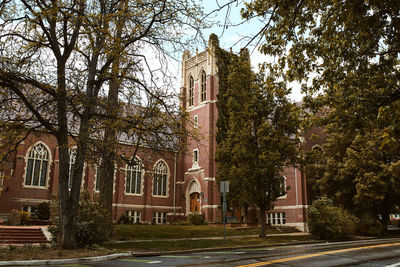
[[190, 192, 200, 213]]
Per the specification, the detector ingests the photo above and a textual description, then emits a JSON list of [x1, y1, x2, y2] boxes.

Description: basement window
[[22, 206, 37, 216], [152, 212, 167, 224], [267, 212, 286, 225], [126, 210, 141, 223]]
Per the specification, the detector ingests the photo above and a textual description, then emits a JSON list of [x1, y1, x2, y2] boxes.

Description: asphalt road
[[52, 238, 400, 267]]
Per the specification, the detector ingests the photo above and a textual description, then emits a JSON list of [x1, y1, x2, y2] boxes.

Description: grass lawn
[[112, 224, 293, 240], [0, 245, 115, 261], [0, 225, 306, 261], [0, 235, 312, 261]]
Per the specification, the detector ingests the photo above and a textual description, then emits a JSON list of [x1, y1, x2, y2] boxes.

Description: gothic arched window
[[188, 75, 194, 106], [194, 115, 198, 128], [68, 148, 77, 189], [153, 160, 168, 196], [25, 143, 50, 187], [201, 70, 206, 102], [126, 157, 143, 194], [312, 145, 324, 165], [95, 159, 102, 192], [280, 176, 287, 196], [95, 159, 116, 192]]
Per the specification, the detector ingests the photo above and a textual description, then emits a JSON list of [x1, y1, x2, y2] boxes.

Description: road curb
[[0, 252, 133, 266]]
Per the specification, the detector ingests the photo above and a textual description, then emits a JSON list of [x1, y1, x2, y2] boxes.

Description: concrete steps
[[0, 226, 50, 245]]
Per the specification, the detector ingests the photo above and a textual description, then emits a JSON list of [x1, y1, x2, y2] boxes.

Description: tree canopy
[[242, 0, 400, 226], [0, 0, 206, 248]]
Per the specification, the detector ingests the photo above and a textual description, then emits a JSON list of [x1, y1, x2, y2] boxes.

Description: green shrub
[[171, 220, 190, 226], [19, 211, 31, 225], [36, 202, 50, 220], [49, 190, 111, 248], [355, 214, 383, 237], [188, 213, 206, 225], [392, 220, 400, 228], [308, 197, 356, 240], [117, 214, 130, 224], [76, 191, 111, 247]]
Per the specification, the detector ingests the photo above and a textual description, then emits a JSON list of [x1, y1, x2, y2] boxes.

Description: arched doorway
[[187, 179, 201, 214]]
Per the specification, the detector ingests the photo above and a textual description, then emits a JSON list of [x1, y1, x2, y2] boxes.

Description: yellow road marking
[[237, 242, 400, 267]]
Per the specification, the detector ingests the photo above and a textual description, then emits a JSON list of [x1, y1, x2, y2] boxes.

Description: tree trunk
[[98, 54, 121, 237], [57, 112, 92, 249], [56, 63, 78, 249], [259, 205, 267, 238], [98, 16, 123, 236], [99, 137, 115, 238], [381, 210, 390, 236], [58, 200, 77, 249], [58, 143, 78, 249]]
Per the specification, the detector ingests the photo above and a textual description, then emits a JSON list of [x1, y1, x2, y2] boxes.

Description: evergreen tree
[[242, 0, 400, 230], [216, 49, 300, 237]]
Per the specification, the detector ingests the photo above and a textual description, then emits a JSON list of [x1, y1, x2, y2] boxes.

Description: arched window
[[193, 149, 199, 164], [312, 145, 323, 152], [126, 157, 143, 194], [201, 70, 206, 102], [25, 143, 50, 187], [153, 160, 168, 196], [188, 75, 194, 106], [280, 176, 287, 196], [68, 148, 77, 189], [0, 171, 5, 195], [193, 115, 198, 128], [95, 159, 102, 192], [95, 159, 116, 192], [312, 145, 324, 165]]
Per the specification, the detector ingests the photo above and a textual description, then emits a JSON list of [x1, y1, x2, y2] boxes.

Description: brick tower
[[177, 35, 309, 230], [178, 36, 220, 222]]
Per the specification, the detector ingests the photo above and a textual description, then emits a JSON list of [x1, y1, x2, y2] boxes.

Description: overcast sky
[[194, 0, 304, 102]]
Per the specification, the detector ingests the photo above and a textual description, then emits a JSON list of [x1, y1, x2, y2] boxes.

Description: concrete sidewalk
[[0, 232, 311, 266]]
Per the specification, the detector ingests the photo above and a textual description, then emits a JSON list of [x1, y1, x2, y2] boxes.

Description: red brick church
[[0, 36, 314, 231]]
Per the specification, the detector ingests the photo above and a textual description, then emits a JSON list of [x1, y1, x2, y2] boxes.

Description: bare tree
[[0, 0, 206, 248]]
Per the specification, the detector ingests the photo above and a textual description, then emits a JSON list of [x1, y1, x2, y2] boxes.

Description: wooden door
[[190, 192, 200, 213]]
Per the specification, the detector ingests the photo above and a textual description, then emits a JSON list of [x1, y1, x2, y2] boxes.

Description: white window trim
[[311, 145, 324, 165], [22, 141, 52, 189], [94, 161, 101, 192], [193, 149, 199, 163], [152, 159, 169, 198], [126, 210, 142, 223], [277, 176, 287, 199], [188, 74, 194, 107], [191, 149, 200, 170], [124, 157, 144, 196], [94, 161, 117, 193], [0, 170, 4, 195], [267, 212, 286, 226], [193, 115, 198, 129], [67, 147, 77, 190], [200, 69, 207, 103], [22, 205, 36, 216], [152, 211, 167, 224], [311, 144, 323, 151]]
